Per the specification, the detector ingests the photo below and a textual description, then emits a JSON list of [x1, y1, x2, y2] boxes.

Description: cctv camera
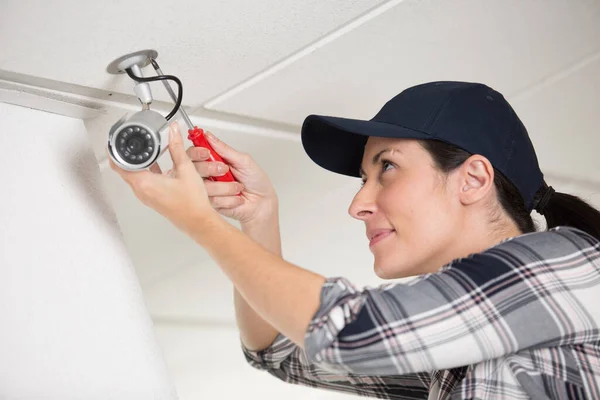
[[107, 110, 169, 171]]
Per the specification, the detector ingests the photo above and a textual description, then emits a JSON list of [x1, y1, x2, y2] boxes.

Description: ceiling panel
[[208, 0, 600, 126], [0, 0, 386, 107], [510, 55, 600, 183]]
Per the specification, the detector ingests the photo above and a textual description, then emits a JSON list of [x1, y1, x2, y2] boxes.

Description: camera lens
[[127, 137, 145, 153], [115, 126, 155, 165]]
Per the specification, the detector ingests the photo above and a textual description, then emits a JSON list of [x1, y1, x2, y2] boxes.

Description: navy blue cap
[[301, 81, 544, 211]]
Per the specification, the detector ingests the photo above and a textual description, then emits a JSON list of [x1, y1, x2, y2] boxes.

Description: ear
[[456, 155, 495, 206]]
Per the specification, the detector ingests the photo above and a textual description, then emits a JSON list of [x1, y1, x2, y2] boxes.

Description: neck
[[428, 217, 522, 274], [470, 222, 521, 253]]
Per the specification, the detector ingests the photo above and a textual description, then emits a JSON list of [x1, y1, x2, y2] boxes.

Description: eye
[[380, 159, 395, 173], [360, 160, 396, 187]]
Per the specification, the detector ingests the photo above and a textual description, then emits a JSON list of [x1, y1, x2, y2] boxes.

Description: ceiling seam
[[0, 72, 302, 140], [508, 49, 600, 103], [196, 0, 407, 113], [0, 77, 303, 171]]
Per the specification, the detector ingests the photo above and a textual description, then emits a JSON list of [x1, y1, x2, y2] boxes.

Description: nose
[[348, 184, 377, 221]]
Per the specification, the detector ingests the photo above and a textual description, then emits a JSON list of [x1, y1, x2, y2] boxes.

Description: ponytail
[[535, 188, 600, 241]]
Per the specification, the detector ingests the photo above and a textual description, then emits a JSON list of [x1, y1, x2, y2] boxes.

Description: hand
[[186, 131, 278, 225], [108, 122, 218, 234]]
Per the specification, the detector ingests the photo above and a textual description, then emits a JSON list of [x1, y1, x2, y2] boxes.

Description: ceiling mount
[[106, 49, 158, 74]]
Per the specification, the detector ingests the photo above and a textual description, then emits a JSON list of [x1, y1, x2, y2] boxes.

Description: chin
[[373, 258, 423, 279], [374, 261, 414, 280]]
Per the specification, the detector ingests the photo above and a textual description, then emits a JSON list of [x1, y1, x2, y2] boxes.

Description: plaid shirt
[[243, 226, 600, 399]]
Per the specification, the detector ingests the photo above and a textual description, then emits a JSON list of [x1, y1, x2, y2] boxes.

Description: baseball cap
[[301, 81, 544, 211]]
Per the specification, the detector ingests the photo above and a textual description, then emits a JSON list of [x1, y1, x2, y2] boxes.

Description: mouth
[[369, 230, 395, 248]]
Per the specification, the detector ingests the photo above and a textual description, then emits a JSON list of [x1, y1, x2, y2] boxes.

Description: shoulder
[[483, 226, 599, 262], [505, 225, 597, 246], [434, 226, 600, 285]]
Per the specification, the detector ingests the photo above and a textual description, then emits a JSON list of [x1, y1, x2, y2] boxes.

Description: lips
[[367, 229, 395, 248]]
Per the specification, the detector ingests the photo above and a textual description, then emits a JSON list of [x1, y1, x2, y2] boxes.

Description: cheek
[[376, 181, 455, 270], [378, 180, 442, 227], [406, 187, 455, 239]]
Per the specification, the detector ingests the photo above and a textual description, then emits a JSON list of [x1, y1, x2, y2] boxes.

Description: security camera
[[107, 110, 169, 171], [105, 50, 235, 182]]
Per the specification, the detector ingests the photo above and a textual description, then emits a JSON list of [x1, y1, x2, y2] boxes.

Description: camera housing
[[107, 110, 170, 171]]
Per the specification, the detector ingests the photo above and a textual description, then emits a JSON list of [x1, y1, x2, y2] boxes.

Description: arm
[[190, 212, 325, 346], [235, 201, 281, 351], [184, 131, 286, 351], [191, 214, 600, 376], [242, 324, 431, 399], [234, 204, 431, 398]]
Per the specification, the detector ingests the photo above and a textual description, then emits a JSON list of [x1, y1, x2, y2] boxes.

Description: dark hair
[[419, 140, 600, 241]]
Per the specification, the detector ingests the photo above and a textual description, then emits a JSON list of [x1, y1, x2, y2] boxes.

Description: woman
[[110, 81, 600, 399]]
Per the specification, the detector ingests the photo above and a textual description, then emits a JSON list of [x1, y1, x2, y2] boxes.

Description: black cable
[[125, 68, 183, 121]]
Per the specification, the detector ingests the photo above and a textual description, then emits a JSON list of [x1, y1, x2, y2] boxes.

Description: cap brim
[[301, 115, 430, 177]]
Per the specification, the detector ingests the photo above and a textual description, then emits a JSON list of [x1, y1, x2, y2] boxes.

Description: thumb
[[168, 123, 190, 168], [204, 131, 243, 166]]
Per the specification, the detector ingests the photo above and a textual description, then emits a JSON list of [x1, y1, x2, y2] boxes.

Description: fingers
[[149, 163, 162, 174], [107, 150, 136, 183], [210, 195, 244, 209], [193, 160, 230, 178], [204, 180, 243, 197], [189, 129, 255, 172], [187, 146, 210, 161], [107, 152, 155, 199], [203, 180, 244, 209], [187, 145, 232, 179], [203, 131, 231, 155], [107, 149, 155, 189], [204, 131, 251, 168], [168, 123, 191, 168]]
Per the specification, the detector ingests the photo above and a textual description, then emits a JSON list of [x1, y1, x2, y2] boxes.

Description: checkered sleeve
[[242, 334, 431, 399], [304, 227, 600, 376]]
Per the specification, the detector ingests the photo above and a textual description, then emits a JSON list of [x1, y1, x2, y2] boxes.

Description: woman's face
[[349, 137, 462, 279]]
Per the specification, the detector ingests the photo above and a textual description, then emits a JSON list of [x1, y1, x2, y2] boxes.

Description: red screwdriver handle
[[187, 127, 236, 183]]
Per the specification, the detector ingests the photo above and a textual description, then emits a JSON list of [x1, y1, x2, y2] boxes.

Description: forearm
[[191, 211, 325, 347], [235, 202, 282, 351]]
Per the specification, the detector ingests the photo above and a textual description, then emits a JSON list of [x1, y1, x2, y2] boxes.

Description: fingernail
[[237, 183, 244, 192], [205, 131, 216, 141], [198, 147, 210, 157], [217, 163, 226, 172]]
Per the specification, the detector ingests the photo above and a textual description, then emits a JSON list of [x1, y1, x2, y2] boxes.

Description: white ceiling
[[2, 0, 600, 398], [0, 0, 386, 106]]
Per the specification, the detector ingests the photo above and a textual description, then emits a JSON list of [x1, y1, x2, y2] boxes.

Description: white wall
[[0, 102, 177, 399]]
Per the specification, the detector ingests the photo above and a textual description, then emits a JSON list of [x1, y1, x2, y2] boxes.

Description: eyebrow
[[359, 148, 400, 177]]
